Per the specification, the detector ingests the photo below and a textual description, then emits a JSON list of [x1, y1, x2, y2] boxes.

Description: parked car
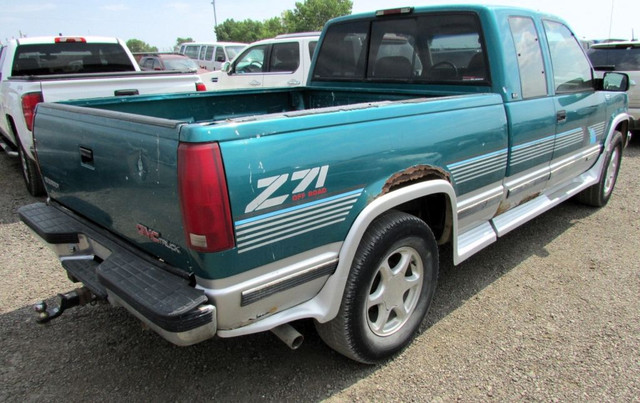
[[588, 41, 640, 135], [205, 32, 319, 90], [178, 42, 246, 71], [137, 53, 206, 73]]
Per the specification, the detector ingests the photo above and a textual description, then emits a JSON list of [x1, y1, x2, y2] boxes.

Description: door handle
[[287, 79, 301, 86], [79, 146, 94, 168], [556, 110, 567, 123], [249, 80, 261, 86], [114, 89, 139, 96]]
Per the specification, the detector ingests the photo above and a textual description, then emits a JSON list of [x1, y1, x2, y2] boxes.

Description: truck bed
[[33, 87, 504, 278]]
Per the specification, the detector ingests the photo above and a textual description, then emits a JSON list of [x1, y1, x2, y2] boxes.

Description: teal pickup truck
[[20, 5, 631, 363]]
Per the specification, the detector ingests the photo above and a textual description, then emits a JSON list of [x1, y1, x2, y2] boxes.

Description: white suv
[[204, 33, 319, 90], [588, 41, 640, 136]]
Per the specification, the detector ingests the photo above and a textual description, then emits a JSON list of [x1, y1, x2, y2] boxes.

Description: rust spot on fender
[[381, 165, 451, 195]]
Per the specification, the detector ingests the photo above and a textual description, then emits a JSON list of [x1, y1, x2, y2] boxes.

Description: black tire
[[17, 140, 45, 197], [315, 210, 439, 364], [577, 131, 623, 207]]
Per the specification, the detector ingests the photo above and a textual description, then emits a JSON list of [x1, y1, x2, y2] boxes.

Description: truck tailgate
[[33, 102, 192, 270], [39, 71, 200, 102]]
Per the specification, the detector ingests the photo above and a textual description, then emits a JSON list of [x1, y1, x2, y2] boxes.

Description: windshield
[[12, 42, 135, 76], [587, 46, 640, 71], [226, 45, 246, 60], [163, 57, 199, 70]]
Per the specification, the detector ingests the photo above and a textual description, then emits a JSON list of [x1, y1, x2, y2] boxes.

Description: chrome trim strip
[[241, 259, 338, 306], [457, 186, 503, 217], [505, 169, 550, 197], [549, 145, 601, 175]]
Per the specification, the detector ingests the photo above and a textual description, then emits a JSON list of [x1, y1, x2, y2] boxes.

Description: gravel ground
[[1, 141, 638, 402]]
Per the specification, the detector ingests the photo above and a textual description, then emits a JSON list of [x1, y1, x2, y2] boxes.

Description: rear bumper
[[18, 202, 216, 346]]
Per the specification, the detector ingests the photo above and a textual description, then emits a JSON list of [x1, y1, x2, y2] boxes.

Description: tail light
[[195, 82, 206, 91], [21, 92, 43, 132], [178, 142, 234, 252]]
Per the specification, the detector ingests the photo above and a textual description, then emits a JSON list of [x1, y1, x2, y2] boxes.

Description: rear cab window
[[587, 45, 640, 71], [313, 12, 489, 84], [12, 42, 136, 76]]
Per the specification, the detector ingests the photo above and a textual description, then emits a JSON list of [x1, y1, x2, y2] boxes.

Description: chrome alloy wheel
[[365, 246, 424, 337]]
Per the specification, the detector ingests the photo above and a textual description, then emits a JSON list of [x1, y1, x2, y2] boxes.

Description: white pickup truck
[[0, 35, 206, 196]]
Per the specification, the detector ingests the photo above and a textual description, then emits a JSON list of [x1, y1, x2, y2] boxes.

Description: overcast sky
[[1, 0, 638, 50]]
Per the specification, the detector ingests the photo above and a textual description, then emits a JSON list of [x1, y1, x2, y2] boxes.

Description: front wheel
[[315, 211, 439, 363], [577, 131, 623, 207]]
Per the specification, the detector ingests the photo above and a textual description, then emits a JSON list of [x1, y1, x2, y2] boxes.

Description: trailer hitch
[[33, 287, 95, 323]]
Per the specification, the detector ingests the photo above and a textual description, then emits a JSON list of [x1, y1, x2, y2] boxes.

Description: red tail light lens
[[178, 142, 234, 252], [21, 92, 43, 132], [55, 37, 87, 43], [195, 82, 207, 92]]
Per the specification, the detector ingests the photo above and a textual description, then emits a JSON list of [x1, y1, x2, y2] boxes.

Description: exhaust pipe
[[271, 324, 304, 350]]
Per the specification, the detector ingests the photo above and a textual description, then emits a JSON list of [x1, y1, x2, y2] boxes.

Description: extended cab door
[[502, 16, 556, 209], [542, 20, 607, 188], [263, 40, 316, 88]]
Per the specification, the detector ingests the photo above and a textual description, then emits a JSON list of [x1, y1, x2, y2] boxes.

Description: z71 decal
[[245, 165, 329, 213]]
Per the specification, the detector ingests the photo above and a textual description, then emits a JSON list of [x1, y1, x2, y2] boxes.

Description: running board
[[455, 166, 599, 264]]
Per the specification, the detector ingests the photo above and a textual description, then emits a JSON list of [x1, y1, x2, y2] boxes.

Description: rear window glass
[[587, 46, 640, 71], [313, 13, 489, 84], [12, 43, 135, 76]]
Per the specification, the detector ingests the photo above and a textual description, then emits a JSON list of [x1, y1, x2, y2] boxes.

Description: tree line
[[126, 0, 352, 52]]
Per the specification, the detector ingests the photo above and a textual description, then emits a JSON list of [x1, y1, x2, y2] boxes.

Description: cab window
[[509, 16, 547, 98], [269, 42, 299, 72]]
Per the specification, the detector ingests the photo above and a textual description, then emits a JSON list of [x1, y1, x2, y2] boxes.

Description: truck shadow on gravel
[[1, 145, 637, 402], [0, 153, 44, 224], [0, 199, 605, 402]]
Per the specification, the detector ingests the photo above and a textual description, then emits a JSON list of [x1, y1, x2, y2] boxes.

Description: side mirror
[[601, 72, 629, 91], [222, 62, 231, 73]]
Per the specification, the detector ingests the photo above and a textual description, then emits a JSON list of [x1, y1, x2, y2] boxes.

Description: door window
[[215, 47, 226, 62], [543, 20, 593, 93], [234, 45, 267, 73], [269, 42, 299, 72], [184, 45, 199, 59], [205, 46, 215, 61], [509, 17, 547, 98]]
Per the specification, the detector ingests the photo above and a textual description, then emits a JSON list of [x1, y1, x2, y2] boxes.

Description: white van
[[178, 42, 246, 71], [206, 33, 319, 90]]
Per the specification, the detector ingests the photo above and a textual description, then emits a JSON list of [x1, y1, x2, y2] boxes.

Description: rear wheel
[[577, 131, 623, 207], [17, 140, 45, 197], [315, 211, 438, 363]]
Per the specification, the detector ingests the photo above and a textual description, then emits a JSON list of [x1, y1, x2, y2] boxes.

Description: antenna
[[607, 0, 614, 39]]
